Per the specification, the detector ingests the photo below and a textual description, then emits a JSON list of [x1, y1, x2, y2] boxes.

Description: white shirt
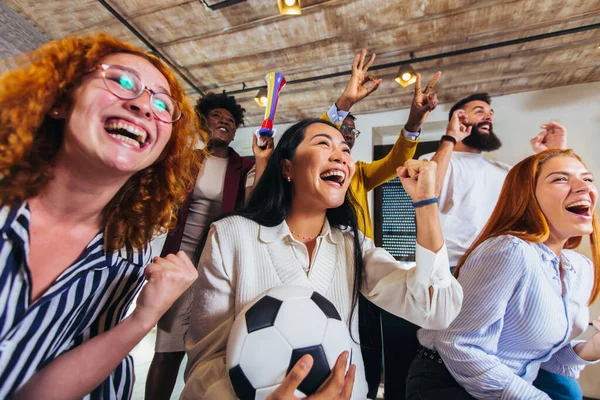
[[155, 155, 228, 353], [245, 165, 256, 189], [420, 151, 511, 265], [181, 216, 463, 400], [180, 155, 228, 259]]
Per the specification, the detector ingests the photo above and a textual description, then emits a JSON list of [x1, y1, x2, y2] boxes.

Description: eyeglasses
[[92, 64, 182, 123], [340, 124, 360, 138]]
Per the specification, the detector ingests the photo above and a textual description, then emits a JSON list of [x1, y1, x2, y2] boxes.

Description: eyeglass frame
[[90, 64, 183, 123], [340, 124, 361, 138]]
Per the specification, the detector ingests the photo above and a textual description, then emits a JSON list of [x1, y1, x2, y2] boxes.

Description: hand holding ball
[[227, 286, 352, 400]]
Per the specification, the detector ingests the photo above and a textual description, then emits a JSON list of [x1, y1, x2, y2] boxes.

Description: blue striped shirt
[[0, 203, 151, 399], [418, 235, 597, 400]]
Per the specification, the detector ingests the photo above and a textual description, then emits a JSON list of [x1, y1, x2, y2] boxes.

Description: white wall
[[231, 81, 600, 397], [232, 81, 599, 168]]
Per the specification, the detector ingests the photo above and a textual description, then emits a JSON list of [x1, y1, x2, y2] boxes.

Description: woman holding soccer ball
[[180, 118, 463, 399]]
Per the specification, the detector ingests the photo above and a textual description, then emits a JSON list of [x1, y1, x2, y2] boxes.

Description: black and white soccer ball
[[226, 285, 352, 400]]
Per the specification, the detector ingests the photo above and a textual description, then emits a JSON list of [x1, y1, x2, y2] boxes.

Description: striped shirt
[[418, 235, 598, 400], [0, 203, 151, 399]]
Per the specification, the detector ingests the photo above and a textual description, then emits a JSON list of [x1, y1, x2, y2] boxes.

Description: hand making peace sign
[[405, 71, 442, 133]]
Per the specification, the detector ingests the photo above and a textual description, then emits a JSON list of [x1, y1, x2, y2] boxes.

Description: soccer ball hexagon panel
[[239, 327, 293, 388], [226, 285, 352, 400]]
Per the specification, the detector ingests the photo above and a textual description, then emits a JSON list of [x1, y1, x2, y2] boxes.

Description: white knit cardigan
[[181, 216, 462, 400]]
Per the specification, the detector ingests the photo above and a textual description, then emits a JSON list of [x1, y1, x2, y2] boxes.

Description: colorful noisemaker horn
[[256, 72, 286, 145]]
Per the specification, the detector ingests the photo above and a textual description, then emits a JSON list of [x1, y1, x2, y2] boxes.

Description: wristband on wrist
[[413, 197, 439, 208], [440, 135, 457, 145]]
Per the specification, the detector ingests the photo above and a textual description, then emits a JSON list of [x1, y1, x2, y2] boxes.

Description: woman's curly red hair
[[0, 33, 208, 251]]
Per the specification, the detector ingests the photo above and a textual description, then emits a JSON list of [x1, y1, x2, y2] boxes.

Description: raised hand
[[397, 159, 437, 203], [405, 71, 442, 132], [530, 121, 568, 153], [335, 49, 382, 111], [266, 352, 355, 400], [253, 133, 274, 162], [131, 251, 198, 329], [446, 110, 472, 143]]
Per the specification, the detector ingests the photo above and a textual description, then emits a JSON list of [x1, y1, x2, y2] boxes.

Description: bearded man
[[420, 93, 566, 267]]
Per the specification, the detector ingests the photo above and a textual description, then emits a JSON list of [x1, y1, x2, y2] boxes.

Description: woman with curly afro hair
[[144, 89, 269, 399], [0, 33, 206, 399]]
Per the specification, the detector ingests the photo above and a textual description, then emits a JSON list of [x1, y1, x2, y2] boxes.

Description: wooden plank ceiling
[[4, 0, 600, 126]]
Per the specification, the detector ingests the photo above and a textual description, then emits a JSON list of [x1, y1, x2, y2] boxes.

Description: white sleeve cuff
[[414, 243, 452, 288], [403, 126, 421, 140], [328, 103, 350, 124]]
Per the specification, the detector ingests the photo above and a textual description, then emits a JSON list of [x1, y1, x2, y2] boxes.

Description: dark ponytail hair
[[195, 118, 365, 336]]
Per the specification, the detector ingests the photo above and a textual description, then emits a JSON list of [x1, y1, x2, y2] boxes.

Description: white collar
[[258, 218, 344, 244]]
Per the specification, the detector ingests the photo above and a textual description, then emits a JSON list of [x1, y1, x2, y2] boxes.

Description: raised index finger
[[414, 72, 422, 95], [423, 71, 442, 95]]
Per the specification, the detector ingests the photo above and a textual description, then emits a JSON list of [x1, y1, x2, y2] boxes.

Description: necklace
[[291, 229, 319, 241]]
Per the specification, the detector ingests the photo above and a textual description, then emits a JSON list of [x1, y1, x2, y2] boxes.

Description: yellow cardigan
[[320, 112, 419, 239]]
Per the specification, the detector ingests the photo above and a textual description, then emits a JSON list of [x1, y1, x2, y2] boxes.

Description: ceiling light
[[254, 88, 268, 107], [278, 0, 301, 15], [395, 64, 417, 87], [199, 0, 247, 11]]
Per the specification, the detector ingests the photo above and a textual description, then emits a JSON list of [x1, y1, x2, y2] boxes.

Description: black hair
[[195, 92, 245, 128], [345, 112, 356, 121], [448, 93, 491, 121], [194, 118, 365, 338]]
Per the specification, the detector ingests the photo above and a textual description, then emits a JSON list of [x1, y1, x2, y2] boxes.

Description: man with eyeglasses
[[322, 51, 440, 241], [321, 50, 441, 399], [339, 114, 360, 149]]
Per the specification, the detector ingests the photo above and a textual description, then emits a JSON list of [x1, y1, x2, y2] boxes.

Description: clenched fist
[[397, 159, 437, 203], [131, 251, 198, 330]]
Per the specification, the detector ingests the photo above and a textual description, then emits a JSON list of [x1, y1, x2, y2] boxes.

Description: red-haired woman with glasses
[[0, 34, 202, 399]]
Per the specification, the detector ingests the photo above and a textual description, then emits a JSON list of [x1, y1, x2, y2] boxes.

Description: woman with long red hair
[[406, 148, 600, 399], [0, 33, 203, 399]]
